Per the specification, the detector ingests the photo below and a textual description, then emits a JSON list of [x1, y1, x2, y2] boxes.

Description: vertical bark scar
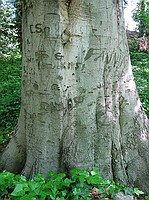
[[65, 0, 72, 12], [59, 0, 72, 46], [113, 0, 122, 26]]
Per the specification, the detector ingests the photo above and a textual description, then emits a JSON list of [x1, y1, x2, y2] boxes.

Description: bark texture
[[1, 0, 149, 193]]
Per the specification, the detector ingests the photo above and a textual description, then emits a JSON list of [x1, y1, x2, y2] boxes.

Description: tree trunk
[[1, 0, 149, 193]]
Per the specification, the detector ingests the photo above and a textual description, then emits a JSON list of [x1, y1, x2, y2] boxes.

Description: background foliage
[[0, 0, 19, 57], [0, 54, 21, 144], [132, 0, 149, 37], [130, 51, 149, 117]]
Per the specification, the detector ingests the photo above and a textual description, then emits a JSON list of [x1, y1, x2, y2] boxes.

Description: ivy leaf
[[134, 187, 144, 196], [11, 183, 25, 196], [48, 171, 56, 177], [90, 168, 100, 176]]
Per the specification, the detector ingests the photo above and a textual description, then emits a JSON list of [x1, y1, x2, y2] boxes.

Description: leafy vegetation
[[0, 54, 21, 144], [132, 0, 149, 37], [0, 168, 147, 199], [0, 0, 19, 57], [130, 49, 149, 118]]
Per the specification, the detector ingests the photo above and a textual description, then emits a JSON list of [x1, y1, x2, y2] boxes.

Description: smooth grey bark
[[1, 0, 149, 193]]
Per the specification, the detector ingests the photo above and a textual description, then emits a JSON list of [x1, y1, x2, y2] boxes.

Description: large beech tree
[[1, 0, 149, 193]]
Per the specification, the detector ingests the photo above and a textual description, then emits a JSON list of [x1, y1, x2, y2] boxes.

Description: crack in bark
[[111, 140, 116, 181], [65, 0, 71, 11]]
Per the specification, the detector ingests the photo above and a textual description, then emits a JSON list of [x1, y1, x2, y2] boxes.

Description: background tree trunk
[[1, 0, 149, 193]]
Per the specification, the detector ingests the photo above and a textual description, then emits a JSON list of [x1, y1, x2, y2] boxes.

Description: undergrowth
[[0, 168, 147, 200], [130, 51, 149, 117], [0, 53, 22, 145]]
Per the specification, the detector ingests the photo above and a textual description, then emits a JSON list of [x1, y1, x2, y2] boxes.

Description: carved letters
[[40, 101, 63, 112], [30, 13, 60, 38], [30, 24, 52, 37]]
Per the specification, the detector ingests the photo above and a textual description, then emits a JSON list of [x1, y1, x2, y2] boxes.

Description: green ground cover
[[0, 168, 147, 199]]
